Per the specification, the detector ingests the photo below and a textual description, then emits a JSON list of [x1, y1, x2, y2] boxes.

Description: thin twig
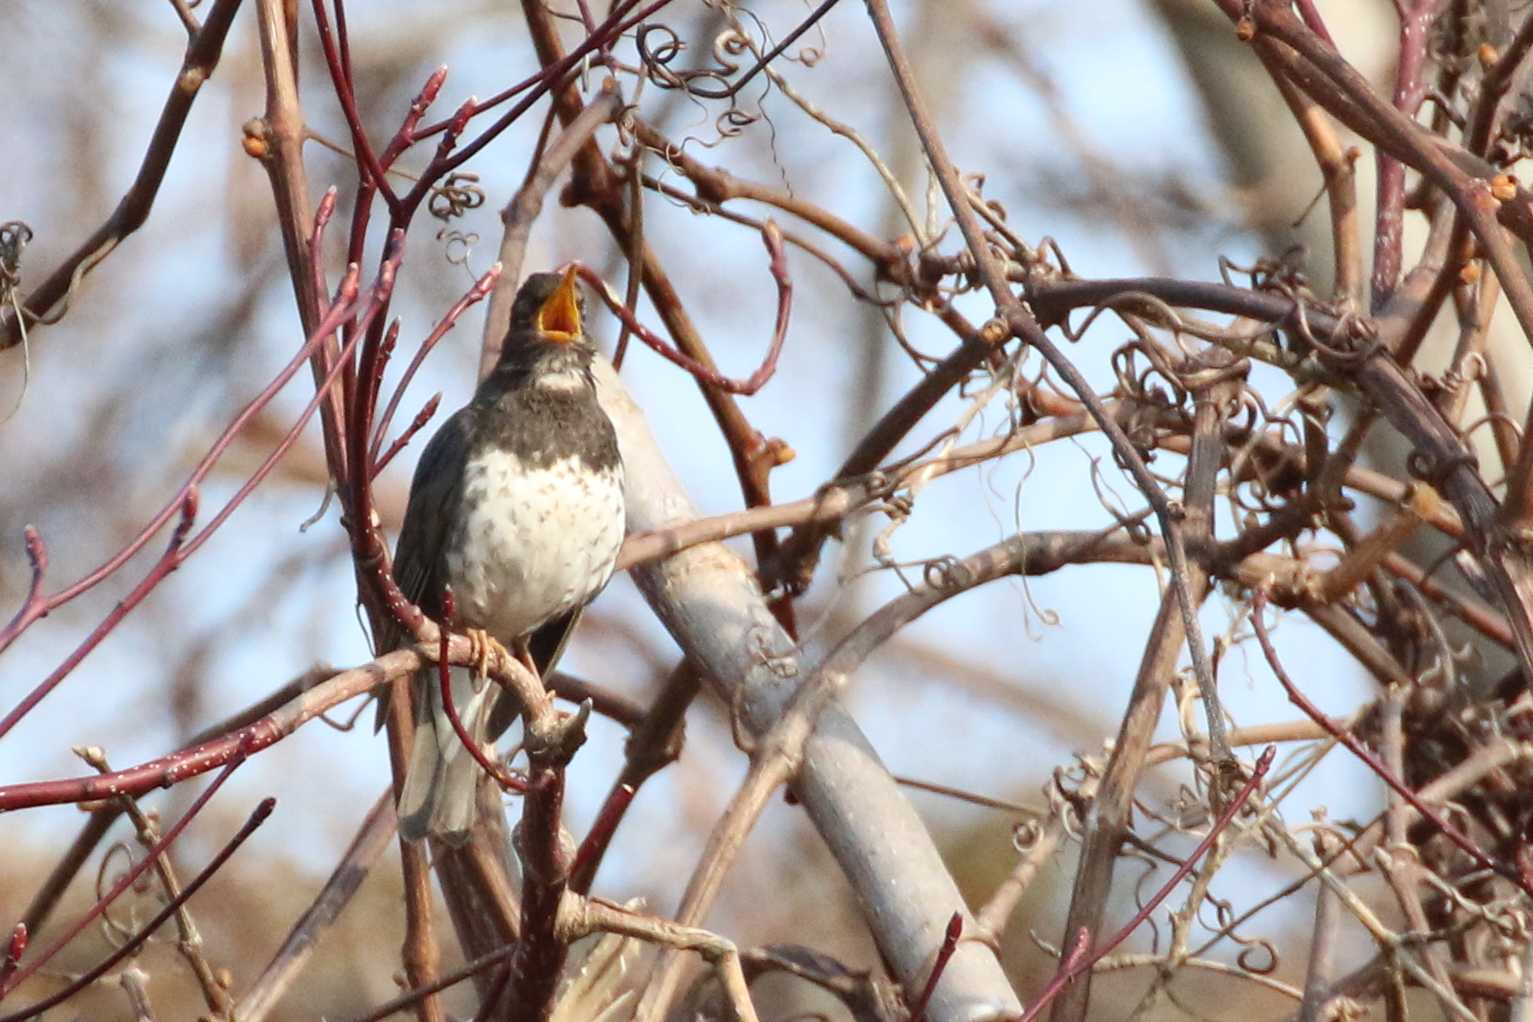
[[0, 800, 274, 1022]]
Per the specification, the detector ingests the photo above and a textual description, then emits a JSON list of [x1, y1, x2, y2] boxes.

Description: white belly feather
[[444, 449, 624, 640]]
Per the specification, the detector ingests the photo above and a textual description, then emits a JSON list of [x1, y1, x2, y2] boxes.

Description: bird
[[383, 267, 625, 844]]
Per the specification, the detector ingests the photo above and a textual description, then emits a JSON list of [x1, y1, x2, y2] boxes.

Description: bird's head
[[509, 267, 588, 346]]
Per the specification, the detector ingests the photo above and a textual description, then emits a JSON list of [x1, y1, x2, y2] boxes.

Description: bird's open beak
[[536, 267, 582, 343]]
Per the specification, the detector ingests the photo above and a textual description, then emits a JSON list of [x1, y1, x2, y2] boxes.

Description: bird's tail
[[395, 609, 581, 842], [397, 667, 498, 845]]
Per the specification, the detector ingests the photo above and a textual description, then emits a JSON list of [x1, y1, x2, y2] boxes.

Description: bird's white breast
[[444, 450, 624, 640]]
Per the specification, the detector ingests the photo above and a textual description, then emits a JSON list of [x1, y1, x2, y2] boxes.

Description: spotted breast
[[444, 448, 625, 640]]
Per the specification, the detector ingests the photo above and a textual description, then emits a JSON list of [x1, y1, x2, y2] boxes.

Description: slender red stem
[[437, 588, 527, 795], [571, 231, 792, 396], [1018, 747, 1275, 1022], [373, 393, 442, 477], [0, 257, 361, 657], [369, 263, 501, 466], [1251, 591, 1530, 895], [0, 927, 26, 991], [310, 0, 398, 213], [911, 912, 963, 1022], [0, 755, 246, 1001], [0, 264, 379, 739], [0, 796, 273, 1022], [569, 782, 636, 894]]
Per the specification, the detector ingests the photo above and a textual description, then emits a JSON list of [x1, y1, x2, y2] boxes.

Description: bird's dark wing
[[528, 607, 582, 675], [387, 407, 473, 639], [373, 408, 471, 732]]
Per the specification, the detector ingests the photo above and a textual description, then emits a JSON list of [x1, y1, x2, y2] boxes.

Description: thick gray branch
[[595, 359, 1022, 1021]]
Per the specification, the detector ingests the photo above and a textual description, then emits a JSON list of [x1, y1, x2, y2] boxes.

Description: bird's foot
[[465, 628, 512, 684]]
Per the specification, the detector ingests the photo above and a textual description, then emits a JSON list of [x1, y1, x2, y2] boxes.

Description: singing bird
[[385, 268, 625, 843]]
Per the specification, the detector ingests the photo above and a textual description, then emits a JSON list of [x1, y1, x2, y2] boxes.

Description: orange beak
[[535, 267, 582, 343]]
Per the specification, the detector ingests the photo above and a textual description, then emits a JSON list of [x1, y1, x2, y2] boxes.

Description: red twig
[[382, 66, 448, 167], [345, 944, 518, 1022], [368, 317, 438, 460], [0, 259, 387, 739], [311, 0, 398, 213], [1017, 747, 1275, 1022], [0, 796, 273, 1022], [333, 0, 353, 94], [437, 589, 527, 795], [571, 222, 792, 396], [1029, 928, 1092, 1020], [308, 187, 339, 320], [0, 756, 245, 1001], [182, 293, 379, 561], [1292, 0, 1336, 47], [345, 256, 501, 660], [0, 490, 198, 743], [759, 219, 794, 389], [0, 248, 361, 658], [338, 67, 446, 285], [0, 927, 25, 992], [506, 760, 572, 1016], [317, 0, 667, 252], [349, 310, 402, 493], [568, 782, 635, 894], [1250, 591, 1532, 895], [369, 262, 501, 467], [373, 393, 442, 477], [410, 0, 674, 165], [0, 646, 404, 812], [0, 528, 47, 647], [400, 98, 478, 212], [571, 0, 600, 35], [1372, 0, 1447, 308], [911, 912, 963, 1022], [347, 230, 405, 466]]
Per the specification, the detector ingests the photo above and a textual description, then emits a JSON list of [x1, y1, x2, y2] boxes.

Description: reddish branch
[[437, 590, 527, 795], [567, 783, 636, 894], [583, 674, 694, 878], [569, 662, 700, 894], [430, 1, 675, 182], [373, 392, 442, 476], [0, 798, 273, 1022], [364, 259, 495, 474], [1250, 591, 1531, 897], [911, 914, 963, 1022], [0, 251, 361, 658], [0, 250, 404, 741], [572, 220, 793, 395], [1019, 747, 1275, 1022], [0, 649, 414, 812], [0, 0, 247, 350], [0, 929, 21, 993], [1371, 0, 1448, 308], [501, 691, 592, 1016], [0, 757, 245, 1002]]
